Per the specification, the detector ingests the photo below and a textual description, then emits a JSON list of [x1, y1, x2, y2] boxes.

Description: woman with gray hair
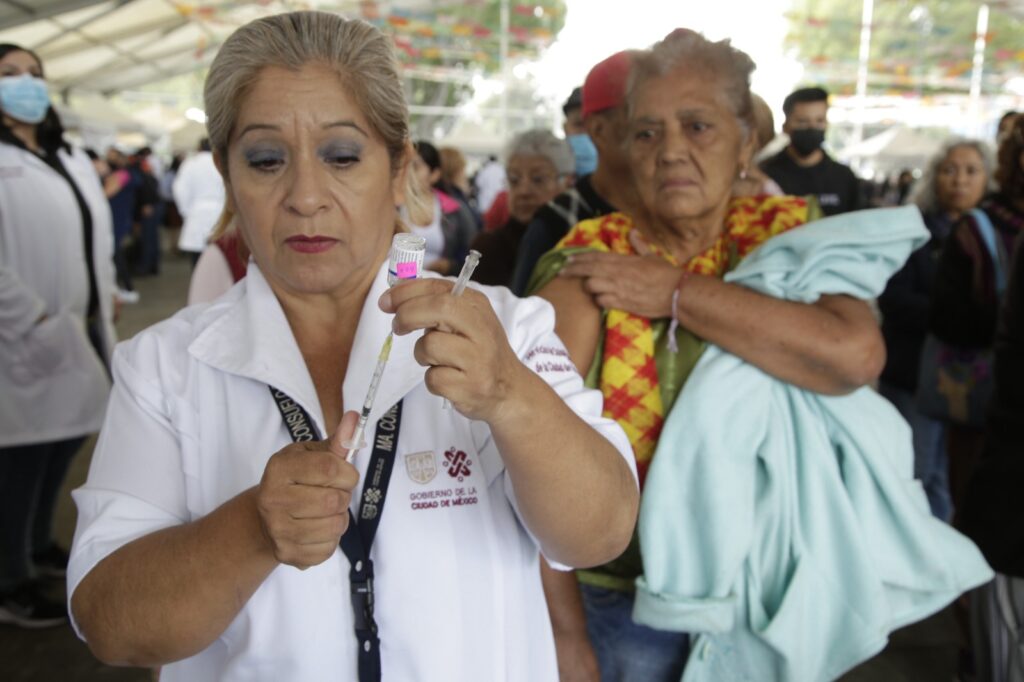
[[879, 137, 994, 522], [65, 11, 639, 680], [470, 128, 574, 286], [526, 28, 881, 681], [524, 27, 979, 682]]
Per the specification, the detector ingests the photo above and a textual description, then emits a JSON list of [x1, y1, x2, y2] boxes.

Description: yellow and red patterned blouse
[[529, 195, 815, 487]]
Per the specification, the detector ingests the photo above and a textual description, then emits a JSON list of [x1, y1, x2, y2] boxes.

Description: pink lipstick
[[286, 235, 338, 254]]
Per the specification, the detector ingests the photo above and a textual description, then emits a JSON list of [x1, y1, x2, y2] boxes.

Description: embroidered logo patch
[[404, 451, 437, 485], [444, 448, 472, 481], [361, 486, 383, 520]]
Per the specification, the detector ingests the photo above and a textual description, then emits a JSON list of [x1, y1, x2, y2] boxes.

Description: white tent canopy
[[0, 0, 442, 94]]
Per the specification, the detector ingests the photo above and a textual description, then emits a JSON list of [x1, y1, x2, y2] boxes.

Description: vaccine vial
[[387, 233, 426, 286]]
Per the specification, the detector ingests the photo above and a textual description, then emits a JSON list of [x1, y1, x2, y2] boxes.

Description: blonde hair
[[204, 11, 424, 239], [439, 146, 467, 187]]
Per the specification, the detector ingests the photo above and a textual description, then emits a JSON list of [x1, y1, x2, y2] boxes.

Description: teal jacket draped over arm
[[634, 206, 993, 682]]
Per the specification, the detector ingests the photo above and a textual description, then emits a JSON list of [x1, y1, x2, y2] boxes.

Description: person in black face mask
[[761, 86, 862, 216]]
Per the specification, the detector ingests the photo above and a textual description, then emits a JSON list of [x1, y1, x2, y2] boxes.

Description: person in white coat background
[[0, 43, 116, 628], [68, 12, 638, 682], [173, 137, 225, 266]]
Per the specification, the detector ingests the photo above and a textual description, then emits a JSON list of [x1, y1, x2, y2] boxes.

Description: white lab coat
[[173, 151, 225, 253], [474, 160, 507, 214], [0, 142, 116, 447], [69, 261, 636, 681]]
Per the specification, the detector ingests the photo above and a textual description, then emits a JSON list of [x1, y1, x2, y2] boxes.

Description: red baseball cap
[[581, 50, 633, 118]]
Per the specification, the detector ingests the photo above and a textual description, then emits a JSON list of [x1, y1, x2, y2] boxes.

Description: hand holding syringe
[[343, 243, 482, 461], [342, 234, 425, 461]]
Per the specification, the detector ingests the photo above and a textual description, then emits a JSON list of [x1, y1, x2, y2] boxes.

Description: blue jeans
[[880, 382, 952, 521], [581, 584, 690, 682], [0, 437, 83, 589]]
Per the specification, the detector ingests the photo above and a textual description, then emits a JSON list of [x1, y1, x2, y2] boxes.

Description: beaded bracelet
[[667, 270, 691, 353]]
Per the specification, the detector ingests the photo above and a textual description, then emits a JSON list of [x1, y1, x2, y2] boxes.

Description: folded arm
[[558, 251, 884, 395]]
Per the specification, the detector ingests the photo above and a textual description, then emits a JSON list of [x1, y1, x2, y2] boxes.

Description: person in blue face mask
[[563, 87, 598, 177], [0, 43, 118, 629], [511, 51, 640, 296]]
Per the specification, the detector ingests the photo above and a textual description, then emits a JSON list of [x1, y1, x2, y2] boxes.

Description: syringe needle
[[450, 250, 481, 298], [342, 233, 425, 461], [443, 251, 482, 410]]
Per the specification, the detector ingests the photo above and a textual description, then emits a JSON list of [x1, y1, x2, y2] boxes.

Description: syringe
[[442, 250, 482, 410], [343, 333, 393, 460], [342, 234, 425, 461]]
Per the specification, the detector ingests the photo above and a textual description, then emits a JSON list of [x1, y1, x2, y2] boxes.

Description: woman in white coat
[[0, 43, 116, 628], [68, 13, 639, 681], [173, 137, 226, 266]]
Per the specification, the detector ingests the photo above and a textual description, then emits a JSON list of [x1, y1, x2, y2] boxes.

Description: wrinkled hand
[[380, 278, 530, 424], [255, 411, 360, 570], [554, 632, 601, 682], [558, 231, 681, 319]]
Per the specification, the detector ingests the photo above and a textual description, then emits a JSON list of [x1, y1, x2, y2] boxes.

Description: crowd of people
[[1, 10, 1023, 682]]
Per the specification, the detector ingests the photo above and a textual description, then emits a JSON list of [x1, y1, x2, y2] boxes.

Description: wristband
[[666, 270, 691, 353]]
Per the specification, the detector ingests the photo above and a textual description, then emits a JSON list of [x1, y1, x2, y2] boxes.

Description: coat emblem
[[404, 451, 437, 484], [444, 448, 472, 481]]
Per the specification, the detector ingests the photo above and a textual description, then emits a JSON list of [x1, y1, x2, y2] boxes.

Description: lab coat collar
[[188, 261, 425, 439]]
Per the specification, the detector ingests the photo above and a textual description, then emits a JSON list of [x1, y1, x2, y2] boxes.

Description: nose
[[285, 152, 330, 217], [660, 126, 690, 166]]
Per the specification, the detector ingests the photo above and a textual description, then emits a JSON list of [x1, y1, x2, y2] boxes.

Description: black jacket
[[879, 211, 953, 391], [961, 232, 1024, 576], [928, 194, 1022, 349], [760, 149, 861, 216]]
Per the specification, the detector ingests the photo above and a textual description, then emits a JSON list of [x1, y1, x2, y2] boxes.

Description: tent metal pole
[[969, 4, 989, 137], [853, 0, 874, 148], [499, 0, 510, 143]]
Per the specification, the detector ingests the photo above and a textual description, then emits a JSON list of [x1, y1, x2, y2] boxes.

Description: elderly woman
[[471, 129, 574, 287], [880, 138, 994, 522], [928, 120, 1024, 522], [528, 31, 885, 681], [67, 12, 638, 681]]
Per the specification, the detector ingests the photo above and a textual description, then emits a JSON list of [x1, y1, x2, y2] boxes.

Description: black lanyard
[[269, 386, 403, 682]]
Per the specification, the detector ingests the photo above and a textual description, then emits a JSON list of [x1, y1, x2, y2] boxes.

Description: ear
[[561, 173, 576, 191], [429, 167, 443, 186], [391, 143, 414, 207], [781, 119, 792, 135]]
